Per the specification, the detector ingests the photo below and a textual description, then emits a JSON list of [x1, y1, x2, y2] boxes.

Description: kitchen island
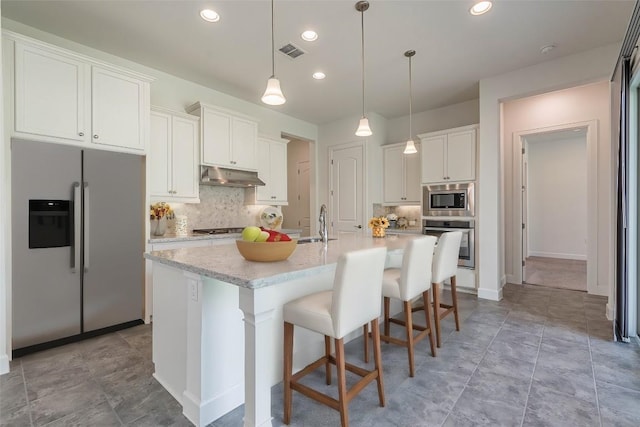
[[144, 233, 419, 427]]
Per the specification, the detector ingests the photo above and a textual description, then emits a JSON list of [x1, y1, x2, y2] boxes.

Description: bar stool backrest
[[432, 231, 463, 284], [331, 247, 387, 339], [400, 236, 437, 300]]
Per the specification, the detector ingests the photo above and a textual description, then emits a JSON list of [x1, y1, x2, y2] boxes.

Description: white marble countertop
[[144, 233, 420, 289], [148, 228, 302, 244], [385, 227, 423, 235]]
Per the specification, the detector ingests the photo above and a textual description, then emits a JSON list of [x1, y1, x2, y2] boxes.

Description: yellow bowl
[[235, 239, 298, 262]]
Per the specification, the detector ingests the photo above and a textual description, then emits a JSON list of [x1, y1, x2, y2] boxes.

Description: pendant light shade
[[403, 49, 417, 154], [355, 1, 372, 137], [261, 0, 286, 105]]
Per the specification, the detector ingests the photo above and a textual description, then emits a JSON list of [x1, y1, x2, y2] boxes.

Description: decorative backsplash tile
[[167, 186, 278, 230], [372, 204, 422, 228]]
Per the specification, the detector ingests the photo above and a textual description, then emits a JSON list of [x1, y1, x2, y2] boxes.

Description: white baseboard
[[182, 385, 244, 427], [606, 303, 614, 321], [0, 354, 9, 375], [477, 287, 502, 301], [528, 251, 586, 261]]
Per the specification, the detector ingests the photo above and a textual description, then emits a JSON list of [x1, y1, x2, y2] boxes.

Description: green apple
[[255, 230, 270, 242], [241, 226, 262, 242]]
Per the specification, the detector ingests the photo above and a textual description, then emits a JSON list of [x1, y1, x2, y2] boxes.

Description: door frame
[[328, 140, 367, 235], [512, 120, 600, 294]]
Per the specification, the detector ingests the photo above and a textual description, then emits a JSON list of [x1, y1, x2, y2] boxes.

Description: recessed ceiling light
[[312, 72, 326, 80], [540, 44, 556, 54], [469, 1, 492, 16], [301, 30, 318, 42], [200, 9, 220, 22]]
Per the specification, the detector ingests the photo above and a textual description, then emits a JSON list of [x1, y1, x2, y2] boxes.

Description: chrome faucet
[[319, 204, 328, 243]]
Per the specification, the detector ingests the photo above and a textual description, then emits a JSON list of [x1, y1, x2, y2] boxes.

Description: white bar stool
[[283, 246, 388, 427], [364, 236, 438, 377], [431, 231, 463, 347]]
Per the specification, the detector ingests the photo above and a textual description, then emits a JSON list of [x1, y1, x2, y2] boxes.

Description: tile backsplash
[[166, 186, 278, 230], [372, 204, 422, 228]]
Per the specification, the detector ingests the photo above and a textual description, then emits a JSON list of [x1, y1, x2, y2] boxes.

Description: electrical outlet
[[190, 282, 198, 301]]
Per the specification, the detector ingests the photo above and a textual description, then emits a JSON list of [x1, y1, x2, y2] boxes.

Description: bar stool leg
[[283, 322, 294, 424], [363, 324, 369, 363], [371, 318, 385, 407], [383, 297, 391, 338], [335, 337, 349, 427], [451, 276, 461, 331], [403, 301, 415, 377], [325, 335, 332, 385], [432, 282, 442, 348], [422, 290, 436, 357]]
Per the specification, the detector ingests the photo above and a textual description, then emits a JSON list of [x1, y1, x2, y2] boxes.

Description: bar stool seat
[[283, 246, 388, 427], [364, 236, 438, 377]]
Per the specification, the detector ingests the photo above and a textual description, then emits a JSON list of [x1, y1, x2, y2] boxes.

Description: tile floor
[[2, 283, 640, 427], [525, 257, 587, 292]]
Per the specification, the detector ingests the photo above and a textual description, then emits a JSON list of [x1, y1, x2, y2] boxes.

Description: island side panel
[[152, 263, 188, 404]]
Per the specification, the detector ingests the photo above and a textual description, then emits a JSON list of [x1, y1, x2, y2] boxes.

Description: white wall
[[0, 8, 9, 375], [385, 99, 479, 144], [527, 135, 587, 260], [478, 43, 619, 301]]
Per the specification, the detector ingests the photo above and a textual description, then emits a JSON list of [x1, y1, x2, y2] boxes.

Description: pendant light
[[403, 50, 417, 154], [355, 1, 372, 137], [261, 0, 286, 105]]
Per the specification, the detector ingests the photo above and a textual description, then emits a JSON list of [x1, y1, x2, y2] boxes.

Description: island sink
[[297, 237, 337, 244]]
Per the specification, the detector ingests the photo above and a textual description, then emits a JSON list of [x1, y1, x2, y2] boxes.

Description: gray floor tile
[[477, 350, 536, 381], [0, 404, 32, 427], [532, 362, 597, 404], [485, 338, 540, 365], [29, 380, 108, 426], [0, 369, 28, 413], [596, 380, 640, 419], [465, 368, 530, 408], [492, 327, 542, 348], [25, 364, 93, 401], [600, 406, 640, 427], [447, 388, 523, 426], [42, 401, 121, 426], [523, 383, 600, 427]]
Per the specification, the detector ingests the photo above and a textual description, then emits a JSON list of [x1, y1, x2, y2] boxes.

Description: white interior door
[[297, 160, 311, 236], [522, 143, 529, 281], [330, 143, 364, 235]]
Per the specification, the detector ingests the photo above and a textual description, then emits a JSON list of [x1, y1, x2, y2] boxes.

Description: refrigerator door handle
[[83, 182, 90, 273], [72, 182, 81, 273]]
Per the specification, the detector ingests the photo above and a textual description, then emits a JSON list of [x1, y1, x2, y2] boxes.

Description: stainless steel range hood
[[200, 166, 265, 187]]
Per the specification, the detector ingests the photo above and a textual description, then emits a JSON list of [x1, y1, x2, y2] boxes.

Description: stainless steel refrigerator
[[11, 140, 144, 353]]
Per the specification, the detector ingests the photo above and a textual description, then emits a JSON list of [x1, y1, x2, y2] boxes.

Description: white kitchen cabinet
[[186, 102, 258, 171], [8, 32, 152, 153], [418, 124, 477, 184], [245, 136, 289, 205], [382, 142, 421, 205], [150, 107, 200, 203]]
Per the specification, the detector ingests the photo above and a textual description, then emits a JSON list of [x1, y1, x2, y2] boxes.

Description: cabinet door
[[446, 129, 476, 182], [172, 116, 199, 199], [421, 135, 446, 183], [91, 66, 145, 151], [14, 43, 87, 142], [231, 117, 257, 170], [255, 139, 272, 202], [404, 143, 422, 203], [201, 109, 231, 167], [383, 145, 405, 203], [269, 141, 288, 202], [149, 112, 172, 198]]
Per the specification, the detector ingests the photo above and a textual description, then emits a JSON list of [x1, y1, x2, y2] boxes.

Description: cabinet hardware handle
[[93, 134, 99, 139], [78, 132, 84, 137]]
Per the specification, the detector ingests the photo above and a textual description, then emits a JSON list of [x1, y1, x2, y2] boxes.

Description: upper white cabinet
[[7, 31, 152, 153], [186, 102, 258, 171], [418, 124, 477, 184], [150, 107, 200, 203], [382, 142, 421, 205], [245, 136, 289, 205]]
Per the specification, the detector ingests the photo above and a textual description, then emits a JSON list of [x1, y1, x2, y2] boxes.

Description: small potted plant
[[368, 216, 390, 238]]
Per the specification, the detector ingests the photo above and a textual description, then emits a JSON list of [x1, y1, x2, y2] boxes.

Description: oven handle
[[423, 227, 473, 232]]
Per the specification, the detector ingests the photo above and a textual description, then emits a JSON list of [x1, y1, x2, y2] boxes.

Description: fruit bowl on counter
[[236, 226, 297, 262]]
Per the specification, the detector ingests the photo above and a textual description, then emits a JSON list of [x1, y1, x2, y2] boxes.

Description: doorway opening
[[281, 135, 313, 237], [521, 127, 588, 291]]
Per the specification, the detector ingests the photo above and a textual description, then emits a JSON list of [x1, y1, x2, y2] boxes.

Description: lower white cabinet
[[150, 107, 200, 202], [382, 142, 421, 205], [245, 136, 289, 205]]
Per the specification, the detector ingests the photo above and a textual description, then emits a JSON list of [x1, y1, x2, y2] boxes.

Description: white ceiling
[[1, 1, 635, 125]]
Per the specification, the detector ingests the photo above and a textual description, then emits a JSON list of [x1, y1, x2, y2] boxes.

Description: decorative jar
[[372, 226, 386, 238]]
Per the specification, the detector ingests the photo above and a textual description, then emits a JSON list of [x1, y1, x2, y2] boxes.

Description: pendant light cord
[[271, 0, 275, 78], [409, 54, 412, 140], [361, 7, 365, 118]]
